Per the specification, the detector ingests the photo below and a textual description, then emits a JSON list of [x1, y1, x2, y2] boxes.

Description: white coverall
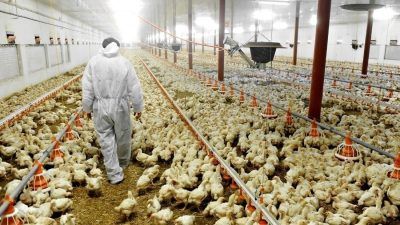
[[82, 42, 144, 183]]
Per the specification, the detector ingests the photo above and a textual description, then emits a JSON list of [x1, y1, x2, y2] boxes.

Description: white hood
[[101, 42, 120, 57]]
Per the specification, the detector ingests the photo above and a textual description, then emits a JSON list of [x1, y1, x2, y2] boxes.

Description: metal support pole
[[218, 0, 225, 81], [202, 27, 205, 53], [230, 0, 234, 39], [188, 0, 193, 70], [173, 0, 177, 63], [164, 0, 168, 59], [255, 19, 259, 42], [194, 32, 196, 52], [362, 9, 373, 75], [214, 0, 217, 56], [308, 0, 331, 121], [292, 0, 300, 65], [157, 0, 161, 57]]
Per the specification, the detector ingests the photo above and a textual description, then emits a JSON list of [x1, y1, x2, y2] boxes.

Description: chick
[[147, 196, 161, 216], [150, 208, 173, 225], [175, 215, 195, 225], [115, 191, 137, 220]]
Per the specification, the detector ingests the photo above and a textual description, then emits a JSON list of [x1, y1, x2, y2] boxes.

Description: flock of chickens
[[1, 47, 400, 225], [138, 49, 400, 225]]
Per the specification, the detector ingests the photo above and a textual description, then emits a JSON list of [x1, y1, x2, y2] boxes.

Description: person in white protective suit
[[82, 37, 144, 184]]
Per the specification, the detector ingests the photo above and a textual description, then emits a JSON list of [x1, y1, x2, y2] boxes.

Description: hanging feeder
[[365, 85, 374, 96], [335, 133, 361, 161], [346, 82, 353, 91], [238, 189, 246, 202], [219, 83, 226, 94], [285, 108, 293, 126], [387, 154, 400, 180], [230, 180, 238, 190], [246, 201, 256, 214], [212, 80, 219, 91], [206, 78, 212, 87], [332, 80, 338, 88], [50, 137, 64, 162], [261, 101, 277, 119], [64, 124, 74, 141], [382, 90, 393, 101], [258, 213, 269, 225], [239, 90, 245, 104], [229, 84, 235, 97], [309, 119, 320, 137], [251, 95, 258, 108], [29, 161, 48, 191], [0, 195, 24, 225], [74, 113, 83, 128]]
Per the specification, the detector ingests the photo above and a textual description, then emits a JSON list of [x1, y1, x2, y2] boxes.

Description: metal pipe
[[255, 19, 259, 42], [164, 0, 168, 60], [173, 0, 177, 63], [188, 0, 193, 70], [218, 0, 226, 81], [292, 0, 300, 65], [214, 0, 217, 56], [0, 108, 82, 216], [144, 49, 396, 169], [230, 0, 234, 39], [202, 27, 205, 53], [157, 0, 162, 57], [308, 0, 332, 121], [139, 57, 280, 225], [362, 9, 374, 75]]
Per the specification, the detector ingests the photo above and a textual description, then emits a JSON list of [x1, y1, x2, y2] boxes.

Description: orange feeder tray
[[387, 154, 400, 180], [346, 82, 353, 91], [0, 195, 24, 225], [29, 161, 48, 191], [382, 90, 394, 101], [261, 101, 277, 119], [230, 180, 238, 190], [246, 202, 256, 213], [239, 90, 245, 104], [331, 80, 337, 87], [309, 119, 320, 137], [251, 95, 258, 108], [50, 137, 64, 161], [219, 83, 226, 94], [285, 108, 293, 126], [258, 214, 269, 225], [65, 124, 74, 141], [238, 189, 246, 202], [74, 113, 83, 128], [365, 85, 374, 96], [335, 133, 361, 161], [229, 84, 234, 97], [212, 80, 219, 91], [206, 78, 212, 87]]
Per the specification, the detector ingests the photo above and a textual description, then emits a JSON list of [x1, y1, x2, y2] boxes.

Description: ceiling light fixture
[[257, 1, 289, 6], [373, 7, 398, 20], [273, 21, 288, 30], [253, 9, 276, 21]]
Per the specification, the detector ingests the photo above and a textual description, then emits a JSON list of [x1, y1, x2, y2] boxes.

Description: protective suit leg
[[93, 104, 123, 183], [114, 107, 132, 168]]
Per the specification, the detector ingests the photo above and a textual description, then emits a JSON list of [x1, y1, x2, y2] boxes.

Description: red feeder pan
[[1, 195, 23, 225], [388, 154, 400, 180], [246, 202, 256, 213], [285, 108, 293, 125], [238, 189, 246, 202], [346, 82, 353, 91], [309, 119, 319, 137], [219, 83, 226, 94], [230, 180, 238, 190], [365, 85, 374, 96], [239, 89, 245, 104], [206, 78, 212, 87], [212, 80, 219, 91], [229, 84, 234, 97], [251, 95, 258, 108], [332, 80, 337, 87], [65, 124, 74, 141], [261, 101, 277, 119], [29, 161, 48, 191], [258, 214, 269, 225], [50, 137, 64, 161], [335, 133, 361, 161], [74, 113, 83, 128]]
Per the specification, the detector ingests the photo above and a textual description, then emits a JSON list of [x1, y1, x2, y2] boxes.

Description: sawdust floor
[[71, 161, 219, 225]]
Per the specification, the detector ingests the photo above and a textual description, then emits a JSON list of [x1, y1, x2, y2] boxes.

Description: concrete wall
[[0, 0, 107, 98]]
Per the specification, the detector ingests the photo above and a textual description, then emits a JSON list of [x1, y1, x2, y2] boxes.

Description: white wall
[[0, 0, 107, 98], [228, 18, 400, 66]]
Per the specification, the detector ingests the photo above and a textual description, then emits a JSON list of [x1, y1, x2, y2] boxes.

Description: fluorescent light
[[253, 9, 276, 21], [233, 27, 244, 34], [195, 17, 218, 30], [176, 24, 188, 36], [373, 7, 398, 21], [309, 14, 317, 25], [273, 21, 288, 30], [258, 1, 289, 6], [108, 0, 143, 42]]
